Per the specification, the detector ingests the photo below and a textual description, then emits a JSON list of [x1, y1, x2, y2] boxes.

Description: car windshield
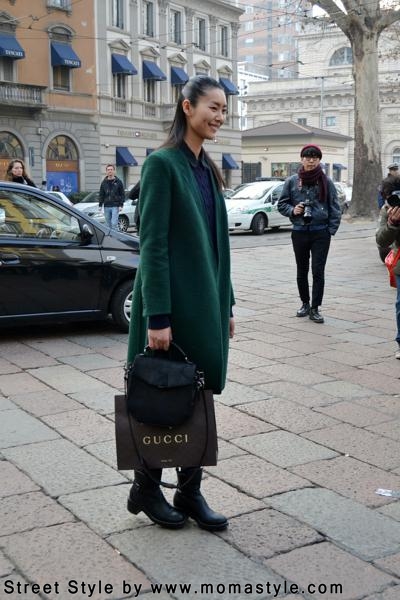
[[229, 182, 276, 200]]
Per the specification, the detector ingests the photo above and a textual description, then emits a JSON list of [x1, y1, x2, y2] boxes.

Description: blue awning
[[0, 34, 25, 59], [51, 42, 81, 68], [112, 54, 137, 75], [219, 77, 239, 95], [333, 163, 347, 170], [222, 153, 239, 170], [142, 60, 166, 81], [171, 66, 189, 85], [116, 147, 138, 167]]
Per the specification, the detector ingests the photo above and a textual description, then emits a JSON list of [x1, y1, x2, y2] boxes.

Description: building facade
[[0, 0, 99, 192], [95, 0, 243, 189], [241, 18, 400, 183]]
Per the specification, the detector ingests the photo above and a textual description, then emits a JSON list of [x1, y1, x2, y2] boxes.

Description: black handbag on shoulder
[[125, 342, 204, 427]]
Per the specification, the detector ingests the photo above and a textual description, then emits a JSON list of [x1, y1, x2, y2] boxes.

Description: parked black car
[[0, 182, 139, 331]]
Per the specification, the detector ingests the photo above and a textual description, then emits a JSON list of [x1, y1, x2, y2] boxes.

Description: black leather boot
[[296, 302, 310, 317], [309, 307, 324, 323], [128, 469, 187, 529], [174, 468, 228, 531]]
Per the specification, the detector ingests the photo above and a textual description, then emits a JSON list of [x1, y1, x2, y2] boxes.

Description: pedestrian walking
[[376, 176, 400, 359], [278, 144, 341, 323], [6, 159, 36, 187], [98, 164, 125, 229], [126, 75, 235, 531]]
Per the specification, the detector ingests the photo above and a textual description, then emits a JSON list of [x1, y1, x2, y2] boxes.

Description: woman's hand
[[229, 317, 235, 339], [148, 327, 172, 351], [293, 202, 305, 216], [388, 206, 400, 226]]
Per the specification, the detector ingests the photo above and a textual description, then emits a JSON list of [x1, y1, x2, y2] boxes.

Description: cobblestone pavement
[[1, 220, 400, 600]]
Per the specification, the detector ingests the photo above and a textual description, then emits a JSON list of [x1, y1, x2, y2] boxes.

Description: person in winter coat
[[126, 75, 235, 531], [376, 176, 400, 359], [98, 164, 125, 229], [278, 144, 341, 323], [6, 159, 36, 187]]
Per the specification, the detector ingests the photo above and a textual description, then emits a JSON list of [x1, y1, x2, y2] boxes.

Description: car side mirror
[[80, 222, 94, 242]]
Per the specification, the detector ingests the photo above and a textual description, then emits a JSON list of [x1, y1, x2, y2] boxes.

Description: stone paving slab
[[314, 400, 393, 427], [291, 456, 400, 508], [0, 491, 75, 536], [237, 398, 339, 433], [2, 347, 58, 369], [303, 424, 400, 470], [108, 525, 285, 600], [0, 550, 14, 576], [0, 522, 151, 599], [58, 484, 149, 535], [227, 348, 275, 369], [69, 387, 117, 414], [233, 339, 301, 360], [378, 503, 400, 522], [3, 439, 126, 497], [268, 488, 400, 560], [284, 353, 351, 375], [333, 367, 400, 396], [366, 420, 400, 442], [252, 363, 334, 386], [42, 409, 115, 446], [354, 396, 400, 419], [0, 409, 60, 449], [364, 587, 400, 600], [0, 358, 21, 374], [0, 372, 48, 396], [83, 440, 134, 480], [9, 389, 83, 417], [312, 379, 378, 399], [218, 381, 270, 406], [227, 365, 280, 386], [215, 403, 276, 440], [265, 542, 398, 600], [25, 337, 91, 357], [27, 365, 111, 394], [59, 353, 121, 371], [253, 381, 341, 407], [218, 508, 322, 559], [0, 397, 15, 410], [232, 431, 338, 468], [208, 454, 309, 499], [327, 341, 394, 360], [374, 552, 400, 578], [0, 461, 39, 498], [217, 439, 247, 461]]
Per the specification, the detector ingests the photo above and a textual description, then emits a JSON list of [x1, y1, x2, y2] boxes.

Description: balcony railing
[[0, 83, 46, 108], [114, 98, 128, 113]]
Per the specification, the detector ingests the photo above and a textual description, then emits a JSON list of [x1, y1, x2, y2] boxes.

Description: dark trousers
[[291, 229, 331, 308]]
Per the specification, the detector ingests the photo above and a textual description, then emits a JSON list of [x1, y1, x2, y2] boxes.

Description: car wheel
[[118, 215, 129, 232], [378, 246, 391, 263], [110, 280, 133, 332], [251, 213, 267, 235]]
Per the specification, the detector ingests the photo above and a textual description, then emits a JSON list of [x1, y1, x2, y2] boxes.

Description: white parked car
[[225, 180, 290, 234], [47, 191, 73, 206], [74, 192, 136, 232]]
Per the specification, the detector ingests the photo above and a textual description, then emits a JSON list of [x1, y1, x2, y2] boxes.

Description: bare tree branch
[[308, 0, 350, 33]]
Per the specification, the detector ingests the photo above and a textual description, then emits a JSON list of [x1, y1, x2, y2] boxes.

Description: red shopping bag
[[385, 248, 400, 288]]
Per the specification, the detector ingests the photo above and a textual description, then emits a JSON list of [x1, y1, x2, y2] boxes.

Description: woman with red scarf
[[278, 145, 341, 323]]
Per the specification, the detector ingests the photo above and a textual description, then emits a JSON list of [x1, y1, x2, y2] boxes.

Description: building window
[[297, 118, 307, 125], [172, 83, 184, 103], [47, 0, 71, 10], [245, 6, 254, 14], [196, 18, 206, 51], [112, 0, 124, 29], [143, 1, 154, 37], [53, 66, 70, 91], [220, 25, 228, 57], [329, 47, 352, 66], [326, 116, 337, 126], [170, 10, 182, 45], [393, 147, 400, 164], [0, 131, 24, 160], [46, 135, 78, 160], [244, 22, 253, 32], [113, 73, 127, 99], [144, 79, 156, 103], [0, 57, 14, 82]]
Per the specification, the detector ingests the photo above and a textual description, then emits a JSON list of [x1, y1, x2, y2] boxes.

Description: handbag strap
[[127, 388, 210, 490]]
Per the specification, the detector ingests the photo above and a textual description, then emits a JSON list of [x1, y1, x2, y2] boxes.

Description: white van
[[225, 180, 291, 235]]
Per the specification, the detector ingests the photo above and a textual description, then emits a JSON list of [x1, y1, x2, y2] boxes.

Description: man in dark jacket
[[278, 144, 341, 323], [98, 164, 125, 229]]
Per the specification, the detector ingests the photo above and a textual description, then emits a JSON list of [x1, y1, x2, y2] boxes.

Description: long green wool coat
[[127, 146, 234, 394]]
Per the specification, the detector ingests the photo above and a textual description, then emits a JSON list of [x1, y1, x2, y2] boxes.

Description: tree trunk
[[348, 27, 381, 217]]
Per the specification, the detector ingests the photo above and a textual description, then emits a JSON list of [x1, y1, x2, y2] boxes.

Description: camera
[[303, 198, 313, 223], [386, 191, 400, 207]]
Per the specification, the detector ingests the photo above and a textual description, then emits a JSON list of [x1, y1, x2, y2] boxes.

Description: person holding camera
[[278, 145, 341, 323], [376, 176, 400, 359]]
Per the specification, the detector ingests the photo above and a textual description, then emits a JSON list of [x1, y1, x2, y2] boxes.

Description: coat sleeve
[[277, 177, 294, 218], [138, 153, 172, 317], [327, 179, 341, 235], [98, 181, 104, 206], [376, 206, 400, 247]]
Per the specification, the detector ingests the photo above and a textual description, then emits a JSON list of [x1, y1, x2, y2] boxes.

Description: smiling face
[[183, 87, 227, 146], [11, 161, 24, 178]]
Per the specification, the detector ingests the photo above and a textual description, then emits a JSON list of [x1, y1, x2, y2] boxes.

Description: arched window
[[329, 47, 353, 66], [393, 147, 400, 164], [0, 131, 23, 158], [46, 135, 78, 160]]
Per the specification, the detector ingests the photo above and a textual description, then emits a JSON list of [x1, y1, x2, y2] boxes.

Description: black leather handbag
[[125, 342, 204, 427]]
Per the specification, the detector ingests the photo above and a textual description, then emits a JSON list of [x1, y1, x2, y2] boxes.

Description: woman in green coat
[[126, 76, 235, 531]]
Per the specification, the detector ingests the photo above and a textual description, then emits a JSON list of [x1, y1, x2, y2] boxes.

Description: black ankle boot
[[128, 469, 187, 529], [309, 307, 324, 323], [296, 302, 310, 317], [174, 468, 228, 531]]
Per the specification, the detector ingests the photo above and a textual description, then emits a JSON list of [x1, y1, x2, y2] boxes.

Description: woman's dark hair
[[6, 159, 29, 181], [162, 75, 226, 190]]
